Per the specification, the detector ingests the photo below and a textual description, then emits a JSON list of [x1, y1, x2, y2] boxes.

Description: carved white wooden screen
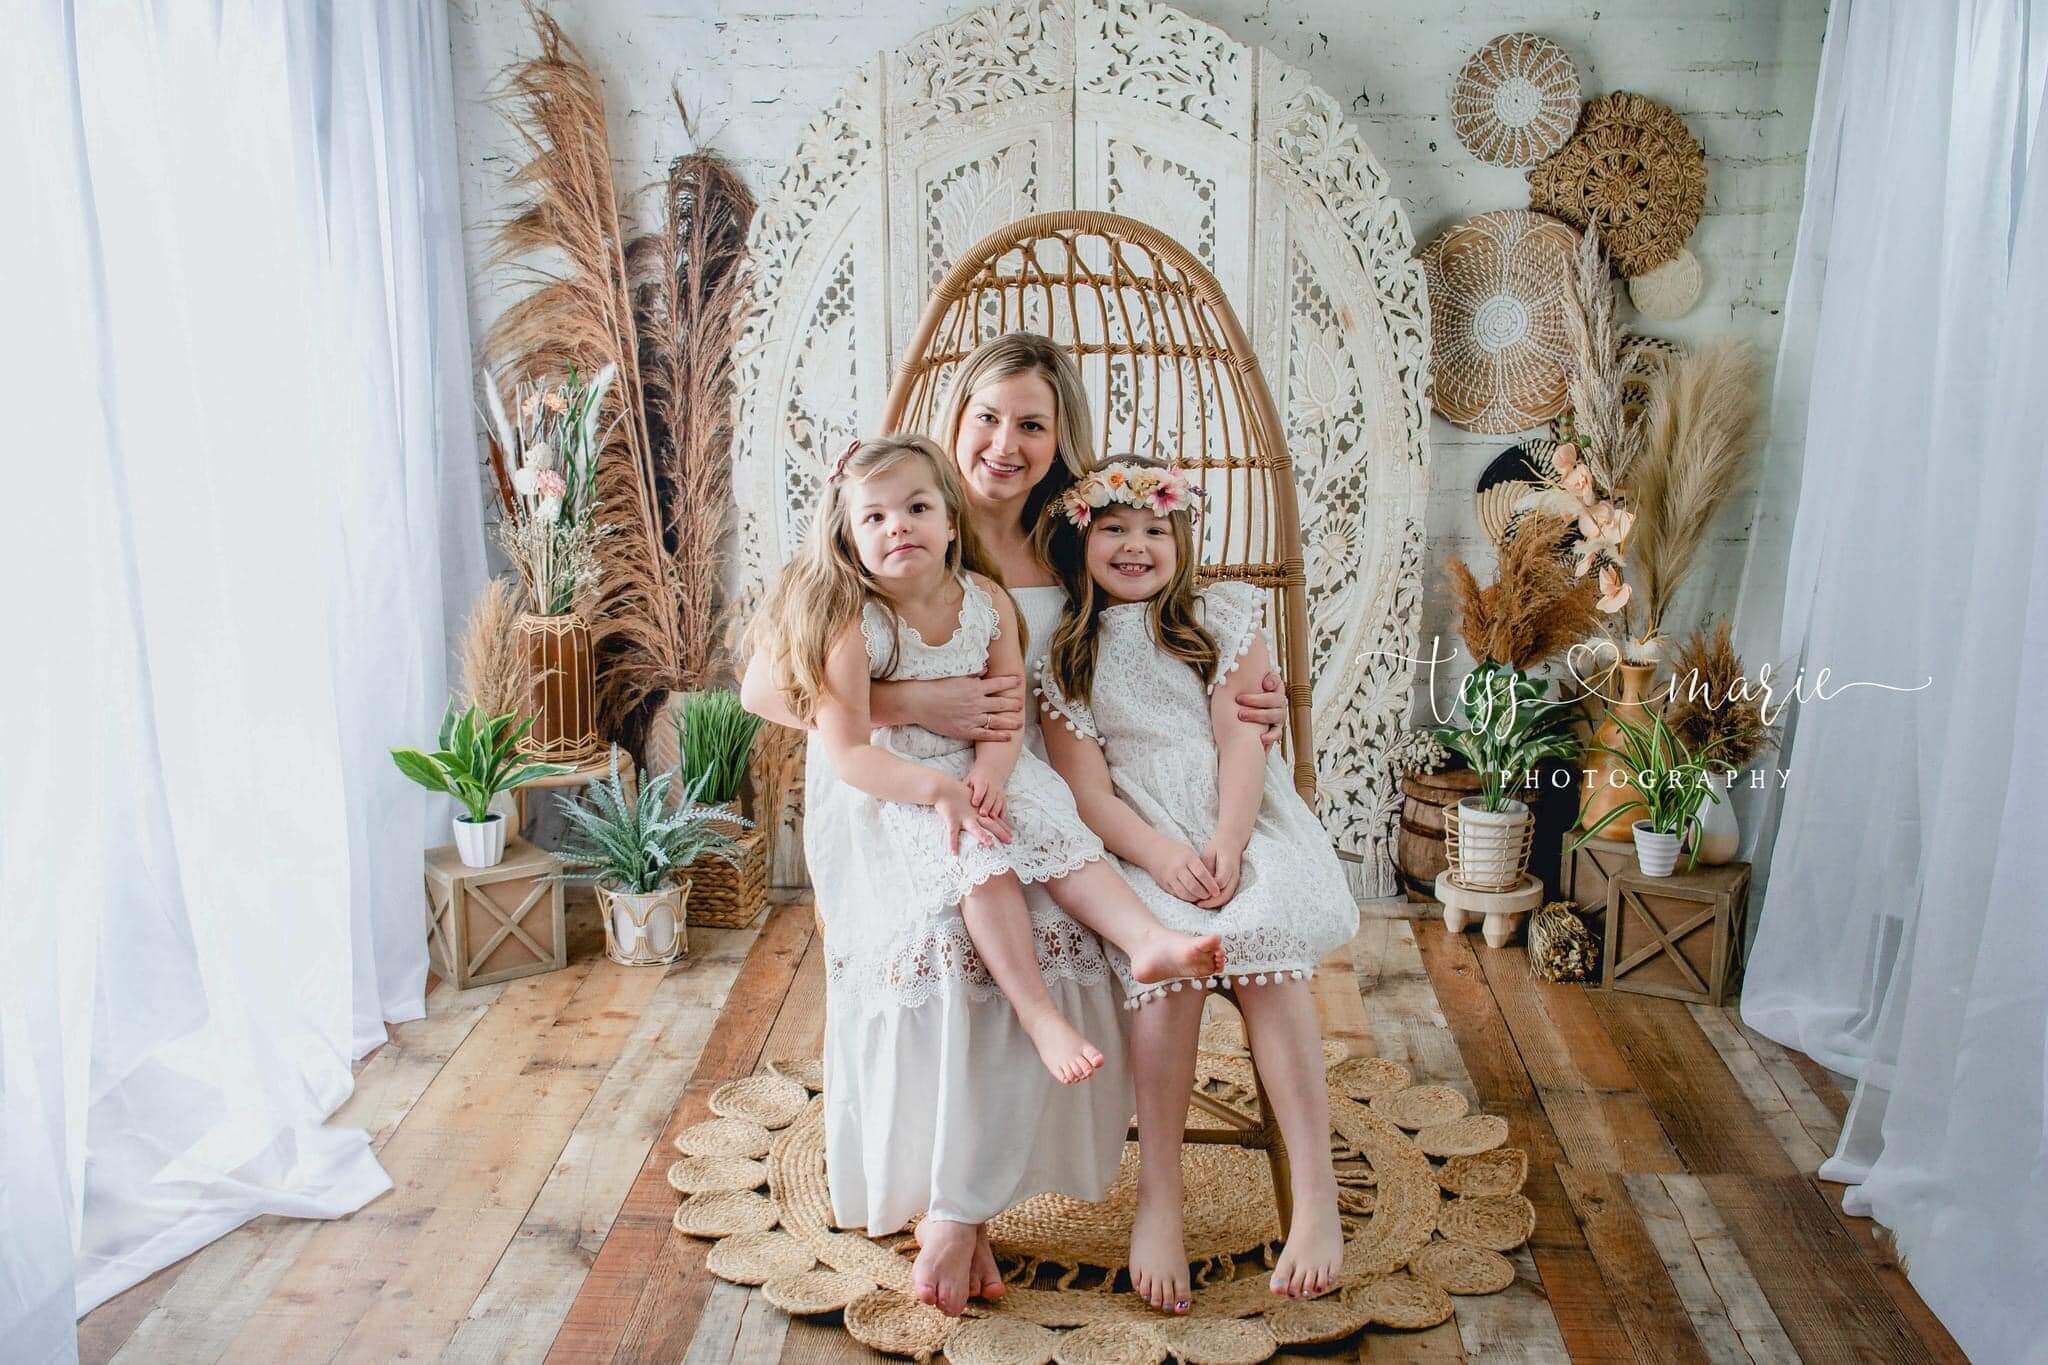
[[731, 0, 1431, 894]]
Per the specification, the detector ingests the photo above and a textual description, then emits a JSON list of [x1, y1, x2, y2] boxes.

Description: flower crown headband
[[1057, 461, 1207, 528]]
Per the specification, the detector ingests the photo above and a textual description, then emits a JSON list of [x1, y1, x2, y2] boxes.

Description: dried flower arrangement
[[1444, 510, 1605, 674], [1661, 621, 1779, 772], [1386, 727, 1452, 777], [482, 364, 618, 615], [458, 575, 530, 719]]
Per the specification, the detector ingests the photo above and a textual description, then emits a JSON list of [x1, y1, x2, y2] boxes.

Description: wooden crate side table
[[1602, 862, 1752, 1005], [424, 837, 568, 989], [1563, 834, 1635, 938]]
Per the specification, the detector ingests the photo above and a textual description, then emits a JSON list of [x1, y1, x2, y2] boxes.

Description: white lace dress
[[1035, 581, 1359, 1009], [807, 577, 1134, 1234]]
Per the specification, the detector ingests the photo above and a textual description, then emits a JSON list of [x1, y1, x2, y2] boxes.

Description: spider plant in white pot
[[555, 763, 749, 966], [390, 702, 569, 867], [1567, 709, 1734, 876], [1435, 661, 1583, 889]]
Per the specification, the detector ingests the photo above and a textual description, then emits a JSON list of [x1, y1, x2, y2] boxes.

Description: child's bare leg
[[960, 874, 1103, 1084], [1234, 980, 1343, 1298], [912, 1217, 978, 1317], [1046, 860, 1227, 984], [1127, 988, 1205, 1313]]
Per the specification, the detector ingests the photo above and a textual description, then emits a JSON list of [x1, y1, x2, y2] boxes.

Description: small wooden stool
[[1434, 870, 1544, 948], [1603, 862, 1752, 1005], [424, 837, 567, 989]]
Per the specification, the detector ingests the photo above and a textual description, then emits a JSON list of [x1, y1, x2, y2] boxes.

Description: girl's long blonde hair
[[1037, 455, 1217, 706], [933, 332, 1098, 541], [742, 434, 999, 723]]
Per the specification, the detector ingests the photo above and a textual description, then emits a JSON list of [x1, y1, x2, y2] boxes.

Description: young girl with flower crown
[[1034, 456, 1360, 1312], [740, 434, 1228, 1313]]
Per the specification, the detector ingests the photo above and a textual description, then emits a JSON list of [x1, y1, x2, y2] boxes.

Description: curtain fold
[[1735, 2, 2048, 1359], [1, 2, 483, 1355]]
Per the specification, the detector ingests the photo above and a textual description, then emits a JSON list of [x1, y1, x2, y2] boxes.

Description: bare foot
[[1019, 1008, 1104, 1084], [1127, 929, 1227, 986], [1128, 1188, 1191, 1314], [970, 1225, 1007, 1301], [1269, 1195, 1344, 1299], [913, 1218, 978, 1317]]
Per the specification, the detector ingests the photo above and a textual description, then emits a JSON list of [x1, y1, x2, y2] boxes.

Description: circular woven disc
[[1629, 247, 1703, 319], [1051, 1322, 1167, 1365], [673, 1116, 774, 1159], [945, 1316, 1059, 1365], [1338, 1186, 1378, 1216], [1528, 91, 1706, 276], [844, 1290, 955, 1358], [1328, 1056, 1411, 1100], [672, 1190, 779, 1237], [668, 1155, 767, 1195], [1345, 1274, 1456, 1330], [1321, 1040, 1349, 1067], [762, 1268, 874, 1316], [705, 1229, 815, 1286], [1438, 1194, 1538, 1251], [1417, 1114, 1511, 1158], [1412, 1240, 1517, 1295], [1420, 210, 1581, 433], [710, 1074, 810, 1128], [1438, 1146, 1529, 1196], [1265, 1294, 1371, 1346], [1369, 1085, 1470, 1130], [1161, 1316, 1277, 1364], [1451, 33, 1582, 167], [768, 1057, 825, 1092]]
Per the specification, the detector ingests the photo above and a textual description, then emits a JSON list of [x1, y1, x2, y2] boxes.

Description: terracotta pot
[[598, 880, 690, 966], [1578, 661, 1658, 844], [517, 612, 603, 765]]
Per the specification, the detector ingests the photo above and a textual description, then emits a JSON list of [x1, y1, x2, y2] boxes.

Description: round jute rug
[[668, 1008, 1532, 1362]]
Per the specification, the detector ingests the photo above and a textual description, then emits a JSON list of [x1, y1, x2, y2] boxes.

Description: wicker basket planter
[[599, 879, 690, 966], [517, 612, 603, 764], [1445, 798, 1536, 892], [688, 821, 769, 929]]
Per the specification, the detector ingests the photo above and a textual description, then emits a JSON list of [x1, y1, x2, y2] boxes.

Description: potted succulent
[[672, 689, 770, 928], [1567, 708, 1734, 876], [390, 702, 570, 867], [1435, 660, 1583, 888], [555, 761, 750, 966]]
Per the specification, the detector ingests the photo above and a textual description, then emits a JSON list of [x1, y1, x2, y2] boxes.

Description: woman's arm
[[1233, 668, 1289, 748], [739, 644, 1024, 738]]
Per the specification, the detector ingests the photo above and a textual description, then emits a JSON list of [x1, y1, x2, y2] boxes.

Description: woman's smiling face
[[953, 370, 1059, 508]]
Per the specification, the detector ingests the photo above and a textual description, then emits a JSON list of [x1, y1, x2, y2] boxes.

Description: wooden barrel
[[1396, 767, 1484, 901]]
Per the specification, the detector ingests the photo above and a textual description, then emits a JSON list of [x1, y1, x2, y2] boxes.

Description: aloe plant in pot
[[390, 702, 570, 867], [555, 762, 750, 966], [1567, 708, 1735, 876], [1435, 661, 1584, 889]]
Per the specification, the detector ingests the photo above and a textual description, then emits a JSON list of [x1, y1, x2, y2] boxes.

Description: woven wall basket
[[515, 613, 604, 764], [1449, 33, 1581, 167], [1421, 209, 1581, 433], [1527, 91, 1706, 278], [1628, 246, 1703, 319]]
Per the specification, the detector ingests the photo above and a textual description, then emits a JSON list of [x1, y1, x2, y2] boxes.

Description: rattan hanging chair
[[881, 210, 1317, 1233]]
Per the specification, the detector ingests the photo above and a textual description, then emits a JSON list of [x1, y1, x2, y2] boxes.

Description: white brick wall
[[449, 0, 1827, 719]]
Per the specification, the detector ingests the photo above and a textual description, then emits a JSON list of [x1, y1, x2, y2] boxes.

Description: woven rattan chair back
[[879, 210, 1315, 803]]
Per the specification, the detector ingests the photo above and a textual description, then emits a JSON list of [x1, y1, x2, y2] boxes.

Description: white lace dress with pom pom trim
[[1035, 580, 1359, 1009], [805, 576, 1132, 1234]]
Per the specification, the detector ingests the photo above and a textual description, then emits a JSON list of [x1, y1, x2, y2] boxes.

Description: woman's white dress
[[1034, 581, 1359, 1009], [808, 577, 1133, 1234]]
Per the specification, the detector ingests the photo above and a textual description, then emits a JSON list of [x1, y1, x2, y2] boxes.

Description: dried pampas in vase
[[1445, 510, 1605, 672], [459, 576, 530, 720]]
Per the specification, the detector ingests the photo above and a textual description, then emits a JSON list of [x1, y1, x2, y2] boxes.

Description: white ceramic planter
[[1632, 821, 1682, 877], [1452, 797, 1533, 890], [599, 881, 690, 966], [452, 813, 507, 868], [1689, 771, 1739, 865]]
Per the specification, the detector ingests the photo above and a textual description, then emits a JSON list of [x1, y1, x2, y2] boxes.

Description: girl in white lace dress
[[1036, 458, 1359, 1311], [741, 434, 1228, 1312]]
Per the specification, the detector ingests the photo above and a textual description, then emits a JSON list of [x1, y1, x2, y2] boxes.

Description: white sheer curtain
[[0, 2, 483, 1356], [1734, 1, 2048, 1359]]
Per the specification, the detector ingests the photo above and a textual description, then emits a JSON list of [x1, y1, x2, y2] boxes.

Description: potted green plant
[[390, 702, 570, 867], [671, 689, 771, 927], [1435, 661, 1584, 888], [1566, 708, 1735, 876], [556, 762, 750, 965]]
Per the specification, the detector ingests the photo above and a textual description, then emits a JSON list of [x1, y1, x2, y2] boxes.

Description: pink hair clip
[[828, 437, 862, 483]]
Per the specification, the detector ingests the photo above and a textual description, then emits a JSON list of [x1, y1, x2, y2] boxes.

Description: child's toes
[[1082, 1044, 1106, 1071]]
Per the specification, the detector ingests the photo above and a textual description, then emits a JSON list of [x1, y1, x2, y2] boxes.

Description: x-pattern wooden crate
[[424, 838, 567, 989], [1602, 862, 1752, 1005]]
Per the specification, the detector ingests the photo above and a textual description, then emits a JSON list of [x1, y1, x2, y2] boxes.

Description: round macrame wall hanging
[[1449, 33, 1582, 167], [1421, 209, 1581, 434], [1628, 246, 1703, 319], [1527, 91, 1706, 277]]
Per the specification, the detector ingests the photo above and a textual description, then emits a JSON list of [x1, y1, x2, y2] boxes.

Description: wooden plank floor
[[79, 897, 1967, 1364]]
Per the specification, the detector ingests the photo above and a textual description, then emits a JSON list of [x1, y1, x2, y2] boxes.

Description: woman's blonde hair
[[1038, 454, 1216, 706], [741, 434, 999, 723], [933, 332, 1097, 541]]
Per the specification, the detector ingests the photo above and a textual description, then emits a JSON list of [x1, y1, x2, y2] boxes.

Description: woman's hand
[[964, 765, 1008, 821], [1233, 669, 1289, 749], [936, 780, 1012, 853], [1196, 839, 1244, 909], [1144, 837, 1223, 905], [898, 674, 1027, 742]]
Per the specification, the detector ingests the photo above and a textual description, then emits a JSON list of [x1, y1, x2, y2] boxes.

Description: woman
[[739, 332, 1290, 1314]]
